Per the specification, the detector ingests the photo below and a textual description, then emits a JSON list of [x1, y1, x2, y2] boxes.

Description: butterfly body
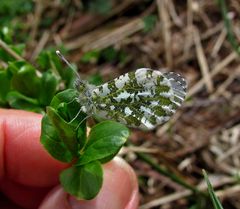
[[76, 68, 187, 130]]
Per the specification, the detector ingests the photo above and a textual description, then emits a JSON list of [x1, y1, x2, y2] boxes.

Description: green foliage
[[77, 121, 129, 165], [41, 89, 86, 162], [80, 50, 100, 63], [0, 70, 11, 106], [217, 0, 240, 55], [41, 114, 74, 162], [87, 73, 103, 86], [9, 61, 41, 97], [143, 15, 157, 32], [0, 0, 33, 16], [41, 89, 130, 199], [0, 25, 130, 200], [6, 91, 42, 112], [0, 59, 60, 112], [0, 27, 25, 62], [84, 0, 112, 14], [0, 27, 13, 43], [101, 47, 118, 62], [0, 29, 75, 111], [203, 170, 224, 209], [0, 0, 33, 29], [81, 47, 127, 64], [60, 161, 103, 200], [39, 72, 58, 106]]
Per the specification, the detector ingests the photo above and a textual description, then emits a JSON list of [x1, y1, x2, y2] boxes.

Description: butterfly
[[75, 68, 186, 130], [56, 51, 187, 130]]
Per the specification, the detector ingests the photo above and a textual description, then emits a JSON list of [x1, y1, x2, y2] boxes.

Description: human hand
[[0, 109, 139, 209]]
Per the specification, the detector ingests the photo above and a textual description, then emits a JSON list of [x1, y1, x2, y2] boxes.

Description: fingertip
[[39, 157, 139, 209], [38, 186, 69, 209]]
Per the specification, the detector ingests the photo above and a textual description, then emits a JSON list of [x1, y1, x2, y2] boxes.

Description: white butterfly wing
[[90, 68, 187, 130]]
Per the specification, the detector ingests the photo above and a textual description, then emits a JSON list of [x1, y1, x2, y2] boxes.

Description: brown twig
[[157, 0, 172, 68], [193, 28, 214, 93], [140, 176, 236, 209], [188, 51, 238, 97], [65, 18, 145, 51], [31, 31, 50, 60], [0, 39, 24, 61]]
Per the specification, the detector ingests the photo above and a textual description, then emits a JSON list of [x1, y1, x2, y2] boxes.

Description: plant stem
[[137, 152, 203, 194], [0, 39, 24, 61], [217, 0, 240, 55]]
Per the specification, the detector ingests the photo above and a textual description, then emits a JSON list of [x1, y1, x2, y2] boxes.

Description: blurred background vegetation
[[0, 0, 240, 208]]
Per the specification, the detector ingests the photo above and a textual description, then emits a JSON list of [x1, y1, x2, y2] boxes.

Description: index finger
[[0, 109, 68, 187]]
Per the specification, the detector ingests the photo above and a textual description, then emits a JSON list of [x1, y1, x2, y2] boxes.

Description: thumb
[[39, 157, 139, 209]]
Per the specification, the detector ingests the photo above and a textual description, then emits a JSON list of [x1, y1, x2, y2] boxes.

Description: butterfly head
[[74, 78, 96, 114]]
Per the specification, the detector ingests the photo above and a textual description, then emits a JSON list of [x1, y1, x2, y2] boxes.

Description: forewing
[[91, 68, 186, 130]]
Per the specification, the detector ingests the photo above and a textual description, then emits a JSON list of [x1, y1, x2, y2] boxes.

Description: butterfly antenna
[[56, 50, 81, 80]]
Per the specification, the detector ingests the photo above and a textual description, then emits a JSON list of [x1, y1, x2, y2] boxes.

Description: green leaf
[[37, 50, 75, 88], [63, 99, 87, 150], [143, 15, 157, 32], [41, 88, 87, 163], [49, 89, 87, 149], [40, 115, 74, 162], [38, 72, 58, 106], [101, 47, 118, 62], [6, 91, 43, 112], [77, 121, 129, 165], [37, 51, 55, 70], [86, 0, 112, 14], [203, 170, 224, 209], [0, 70, 11, 105], [77, 135, 126, 165], [0, 0, 33, 16], [50, 89, 78, 109], [8, 61, 41, 97], [80, 50, 100, 63], [11, 44, 25, 56], [0, 27, 13, 43], [47, 106, 79, 157], [60, 161, 103, 199], [87, 121, 129, 147]]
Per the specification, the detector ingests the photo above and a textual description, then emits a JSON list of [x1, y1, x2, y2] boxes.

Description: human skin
[[0, 109, 139, 209]]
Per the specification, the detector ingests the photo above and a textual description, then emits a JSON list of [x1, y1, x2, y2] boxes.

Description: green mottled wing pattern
[[89, 68, 186, 130]]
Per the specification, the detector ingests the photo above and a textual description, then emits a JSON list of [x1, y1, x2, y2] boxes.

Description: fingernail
[[38, 186, 69, 209]]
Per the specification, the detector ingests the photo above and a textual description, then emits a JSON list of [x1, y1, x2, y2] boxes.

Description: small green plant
[[217, 0, 240, 55], [0, 28, 73, 111], [0, 35, 189, 199], [0, 0, 33, 27], [41, 89, 129, 199], [203, 170, 224, 209], [0, 27, 130, 199]]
